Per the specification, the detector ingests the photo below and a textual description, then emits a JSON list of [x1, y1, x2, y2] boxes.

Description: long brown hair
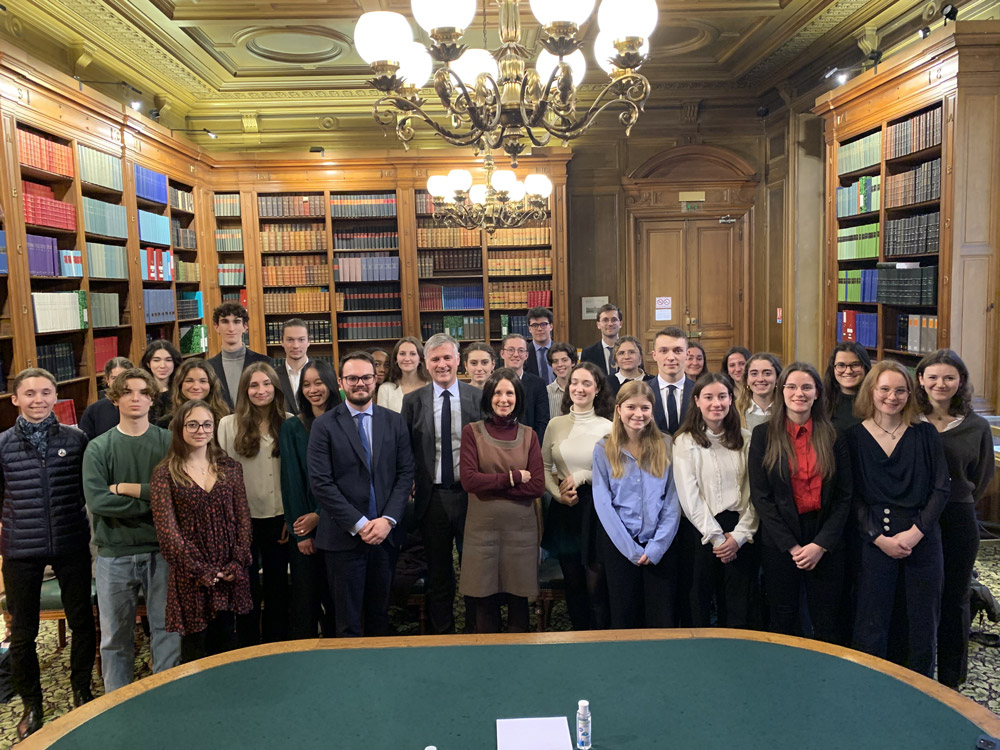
[[385, 336, 430, 386], [763, 362, 836, 480], [157, 400, 228, 488], [604, 380, 668, 479], [915, 349, 973, 417], [168, 359, 231, 425], [676, 372, 744, 450], [233, 362, 286, 458], [559, 362, 614, 419], [735, 352, 782, 418]]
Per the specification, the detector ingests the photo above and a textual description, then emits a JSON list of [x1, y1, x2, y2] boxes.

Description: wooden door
[[636, 217, 745, 371]]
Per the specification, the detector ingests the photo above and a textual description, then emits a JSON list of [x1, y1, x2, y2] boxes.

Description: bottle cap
[[578, 700, 589, 710]]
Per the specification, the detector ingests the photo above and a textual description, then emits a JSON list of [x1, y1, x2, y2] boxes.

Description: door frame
[[621, 145, 759, 351]]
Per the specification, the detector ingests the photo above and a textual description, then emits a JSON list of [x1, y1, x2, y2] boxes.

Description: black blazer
[[274, 365, 300, 415], [307, 402, 414, 552], [401, 382, 483, 523], [519, 370, 550, 442], [747, 423, 852, 552], [650, 376, 694, 435], [607, 372, 654, 398], [206, 349, 274, 409], [580, 341, 614, 376], [523, 341, 553, 382]]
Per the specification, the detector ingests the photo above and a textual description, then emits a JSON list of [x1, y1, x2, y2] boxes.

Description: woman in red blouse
[[151, 399, 252, 662]]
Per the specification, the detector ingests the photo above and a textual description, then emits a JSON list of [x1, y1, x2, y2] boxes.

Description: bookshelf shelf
[[170, 206, 195, 217], [80, 181, 123, 198], [489, 273, 552, 280], [93, 324, 133, 331], [263, 310, 326, 316], [420, 307, 485, 314], [34, 328, 87, 337], [135, 195, 168, 210], [837, 301, 879, 307], [837, 164, 882, 184], [260, 250, 328, 256], [337, 308, 402, 315], [885, 143, 942, 169], [177, 317, 203, 323], [332, 248, 399, 254], [418, 274, 483, 281], [835, 210, 880, 226], [55, 376, 90, 386], [24, 223, 77, 237], [885, 199, 940, 215], [29, 276, 83, 282], [84, 231, 129, 243], [141, 240, 170, 249], [19, 163, 73, 184], [181, 351, 208, 359], [883, 348, 923, 358]]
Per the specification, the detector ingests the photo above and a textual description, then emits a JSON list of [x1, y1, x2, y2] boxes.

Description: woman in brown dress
[[459, 368, 545, 633], [150, 399, 252, 663]]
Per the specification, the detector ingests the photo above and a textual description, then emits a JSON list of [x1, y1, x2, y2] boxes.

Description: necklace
[[186, 460, 210, 476], [872, 416, 902, 440]]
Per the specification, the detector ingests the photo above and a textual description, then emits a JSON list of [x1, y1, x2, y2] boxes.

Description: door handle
[[688, 331, 703, 338]]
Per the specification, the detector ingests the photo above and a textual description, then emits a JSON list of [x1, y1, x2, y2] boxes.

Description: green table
[[24, 630, 1000, 749]]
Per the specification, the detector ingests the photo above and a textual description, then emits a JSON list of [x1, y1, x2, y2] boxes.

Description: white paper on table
[[496, 716, 573, 750]]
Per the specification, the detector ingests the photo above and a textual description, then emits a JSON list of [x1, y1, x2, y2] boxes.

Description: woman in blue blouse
[[592, 379, 681, 629]]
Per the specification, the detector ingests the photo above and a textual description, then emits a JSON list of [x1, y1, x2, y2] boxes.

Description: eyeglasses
[[527, 322, 551, 329], [782, 384, 816, 394], [875, 386, 909, 398], [834, 362, 865, 373], [503, 347, 528, 355], [342, 375, 376, 386], [183, 421, 214, 433]]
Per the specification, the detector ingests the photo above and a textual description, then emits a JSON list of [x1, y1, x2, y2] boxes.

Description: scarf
[[17, 413, 58, 456]]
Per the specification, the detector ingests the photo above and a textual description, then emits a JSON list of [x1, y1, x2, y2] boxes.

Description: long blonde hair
[[604, 380, 668, 479]]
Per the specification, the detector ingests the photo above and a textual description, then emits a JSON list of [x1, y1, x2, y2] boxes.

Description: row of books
[[0, 230, 6, 275], [180, 324, 209, 355], [421, 315, 487, 341], [134, 165, 169, 205], [418, 249, 481, 276], [330, 193, 397, 219], [0, 252, 6, 275], [838, 270, 878, 303], [222, 289, 249, 308], [218, 263, 245, 286], [838, 131, 881, 175], [836, 175, 881, 218], [57, 249, 84, 278], [338, 285, 402, 312], [171, 219, 196, 250], [497, 314, 529, 337], [886, 107, 942, 160], [488, 281, 551, 309], [419, 284, 485, 311], [138, 210, 170, 246], [337, 315, 403, 341], [416, 223, 481, 248], [215, 228, 244, 253], [884, 159, 940, 208], [91, 292, 120, 328], [18, 128, 73, 177], [332, 227, 399, 250], [88, 242, 128, 279], [26, 234, 62, 277], [36, 342, 78, 382], [78, 145, 123, 192], [415, 192, 436, 214], [54, 399, 78, 425], [259, 226, 325, 253], [263, 288, 330, 315], [265, 319, 333, 345], [876, 264, 938, 306], [93, 336, 119, 375], [32, 291, 88, 333], [487, 225, 551, 247], [177, 291, 204, 320], [140, 248, 174, 281], [82, 197, 128, 239], [334, 253, 400, 282], [885, 212, 940, 257], [23, 181, 76, 231], [258, 194, 325, 218], [262, 263, 328, 286], [837, 311, 878, 349], [214, 193, 241, 217], [893, 314, 939, 354], [487, 250, 552, 276], [176, 260, 201, 282], [143, 289, 176, 323], [169, 186, 195, 213], [836, 223, 879, 260]]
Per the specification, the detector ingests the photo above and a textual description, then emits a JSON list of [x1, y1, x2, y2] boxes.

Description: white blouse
[[217, 413, 289, 519]]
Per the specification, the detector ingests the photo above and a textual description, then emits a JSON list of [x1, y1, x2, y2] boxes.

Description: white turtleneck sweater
[[672, 427, 757, 548], [541, 407, 613, 501]]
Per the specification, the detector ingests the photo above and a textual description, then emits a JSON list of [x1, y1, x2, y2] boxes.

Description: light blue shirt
[[345, 402, 396, 534], [532, 340, 554, 383], [591, 438, 680, 565]]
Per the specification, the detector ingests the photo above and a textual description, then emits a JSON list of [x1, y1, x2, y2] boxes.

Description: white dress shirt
[[286, 361, 304, 401], [656, 374, 685, 425], [433, 381, 462, 484]]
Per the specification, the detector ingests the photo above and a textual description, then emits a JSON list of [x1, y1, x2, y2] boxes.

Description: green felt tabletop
[[41, 637, 994, 750]]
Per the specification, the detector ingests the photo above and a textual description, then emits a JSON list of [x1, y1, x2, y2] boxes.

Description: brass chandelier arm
[[373, 95, 491, 149]]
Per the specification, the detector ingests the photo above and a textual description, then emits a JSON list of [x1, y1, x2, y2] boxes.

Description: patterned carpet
[[1, 543, 998, 745]]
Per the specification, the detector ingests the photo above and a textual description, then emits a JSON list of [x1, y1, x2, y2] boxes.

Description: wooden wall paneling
[[240, 188, 265, 354], [120, 155, 147, 368], [551, 183, 569, 344], [193, 184, 220, 353], [566, 189, 621, 350], [394, 186, 421, 341], [66, 135, 97, 409]]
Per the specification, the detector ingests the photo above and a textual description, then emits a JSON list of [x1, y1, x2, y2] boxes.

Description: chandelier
[[354, 0, 658, 168], [426, 147, 552, 233]]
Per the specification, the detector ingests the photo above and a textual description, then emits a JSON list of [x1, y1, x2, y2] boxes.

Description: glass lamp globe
[[450, 49, 499, 84], [355, 12, 413, 65], [448, 169, 474, 192], [427, 174, 451, 198], [529, 0, 595, 26], [535, 49, 587, 85], [508, 181, 528, 201], [593, 31, 649, 74], [491, 169, 517, 193], [524, 174, 553, 198], [398, 43, 433, 87], [469, 184, 488, 204], [412, 0, 477, 34], [597, 0, 658, 42]]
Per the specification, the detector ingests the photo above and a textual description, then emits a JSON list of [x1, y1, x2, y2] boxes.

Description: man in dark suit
[[580, 303, 623, 376], [205, 303, 273, 409], [522, 306, 555, 384], [274, 318, 310, 414], [308, 351, 414, 638], [650, 326, 694, 436], [500, 333, 549, 441], [401, 333, 482, 634]]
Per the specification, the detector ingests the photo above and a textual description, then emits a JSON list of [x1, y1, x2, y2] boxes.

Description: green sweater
[[83, 425, 171, 557]]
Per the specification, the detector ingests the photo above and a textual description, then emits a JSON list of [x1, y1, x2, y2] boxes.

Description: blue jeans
[[95, 552, 181, 692]]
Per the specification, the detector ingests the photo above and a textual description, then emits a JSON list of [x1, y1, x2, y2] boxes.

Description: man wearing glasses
[[523, 306, 555, 384], [307, 351, 414, 637], [500, 332, 550, 441]]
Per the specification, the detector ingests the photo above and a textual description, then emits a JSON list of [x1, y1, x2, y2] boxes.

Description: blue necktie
[[539, 346, 552, 385], [355, 412, 377, 519]]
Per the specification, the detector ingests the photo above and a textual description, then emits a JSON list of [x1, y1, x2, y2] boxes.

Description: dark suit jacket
[[523, 340, 554, 383], [607, 372, 655, 398], [747, 423, 852, 553], [274, 364, 300, 415], [650, 376, 694, 435], [401, 382, 482, 523], [206, 348, 274, 410], [519, 370, 550, 442], [307, 402, 414, 552], [580, 341, 614, 376]]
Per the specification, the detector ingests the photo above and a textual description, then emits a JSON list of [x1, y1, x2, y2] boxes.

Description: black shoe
[[72, 686, 94, 708], [16, 703, 42, 740]]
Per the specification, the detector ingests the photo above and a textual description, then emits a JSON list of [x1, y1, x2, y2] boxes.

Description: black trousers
[[323, 542, 398, 637], [238, 515, 290, 646], [180, 611, 237, 663], [288, 541, 336, 639], [674, 517, 700, 626], [1, 551, 95, 704], [474, 593, 530, 633], [557, 485, 609, 631], [936, 501, 980, 687], [421, 486, 475, 634], [688, 510, 760, 629], [596, 520, 677, 629]]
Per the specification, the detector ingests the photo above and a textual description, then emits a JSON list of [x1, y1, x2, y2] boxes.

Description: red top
[[787, 419, 822, 515]]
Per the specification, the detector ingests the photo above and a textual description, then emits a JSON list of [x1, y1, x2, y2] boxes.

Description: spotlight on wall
[[129, 100, 142, 111], [203, 129, 218, 139], [917, 27, 932, 39], [823, 67, 839, 80], [0, 3, 8, 11], [941, 4, 958, 23], [756, 106, 769, 119], [836, 72, 849, 85], [309, 146, 325, 155], [148, 108, 161, 121]]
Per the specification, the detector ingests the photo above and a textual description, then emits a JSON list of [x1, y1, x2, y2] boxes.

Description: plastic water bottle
[[576, 699, 592, 750]]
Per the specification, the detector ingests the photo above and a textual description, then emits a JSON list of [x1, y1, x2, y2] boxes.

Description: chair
[[534, 556, 565, 632]]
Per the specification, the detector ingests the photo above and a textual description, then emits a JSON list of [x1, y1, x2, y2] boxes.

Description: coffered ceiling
[[0, 0, 988, 153]]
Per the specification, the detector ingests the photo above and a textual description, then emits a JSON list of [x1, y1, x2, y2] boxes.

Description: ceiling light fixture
[[355, 0, 658, 168], [836, 72, 849, 85], [917, 27, 932, 39], [823, 66, 839, 80], [941, 4, 958, 23], [309, 146, 326, 155]]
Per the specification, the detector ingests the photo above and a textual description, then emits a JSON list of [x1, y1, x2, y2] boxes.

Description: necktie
[[355, 413, 377, 519], [667, 384, 679, 433], [606, 346, 616, 374], [539, 346, 552, 384], [441, 390, 454, 486]]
